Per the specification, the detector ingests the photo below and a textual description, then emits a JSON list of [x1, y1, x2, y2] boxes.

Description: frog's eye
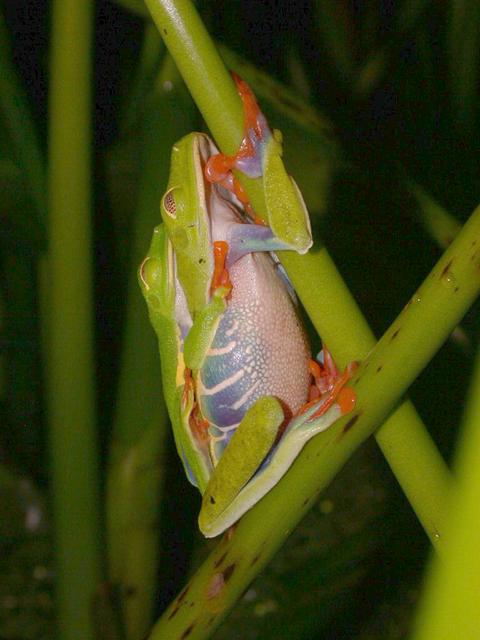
[[163, 188, 177, 219]]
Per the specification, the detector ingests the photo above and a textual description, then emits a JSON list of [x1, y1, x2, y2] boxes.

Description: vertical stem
[[47, 1, 102, 638], [413, 345, 480, 639], [143, 0, 244, 154]]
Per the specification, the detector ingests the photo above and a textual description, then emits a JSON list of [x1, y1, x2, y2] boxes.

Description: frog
[[139, 76, 355, 537]]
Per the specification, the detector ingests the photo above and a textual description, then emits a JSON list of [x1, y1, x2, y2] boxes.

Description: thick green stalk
[[148, 202, 480, 639], [413, 341, 480, 639], [143, 0, 244, 154], [144, 0, 450, 547], [47, 1, 101, 638]]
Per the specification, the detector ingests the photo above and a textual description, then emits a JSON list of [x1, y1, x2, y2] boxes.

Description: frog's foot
[[211, 170, 264, 225], [309, 346, 340, 395], [210, 241, 232, 297], [182, 367, 194, 405], [302, 347, 357, 420], [183, 367, 210, 444], [205, 156, 264, 226], [205, 73, 266, 182], [232, 71, 265, 146], [205, 73, 270, 225], [308, 364, 357, 420], [190, 404, 210, 444]]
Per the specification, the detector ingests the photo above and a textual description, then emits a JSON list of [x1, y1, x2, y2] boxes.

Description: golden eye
[[163, 188, 177, 218]]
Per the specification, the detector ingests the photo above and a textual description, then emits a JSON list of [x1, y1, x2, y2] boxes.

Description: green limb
[[183, 294, 226, 371], [201, 401, 342, 539], [199, 397, 284, 536], [262, 133, 312, 254]]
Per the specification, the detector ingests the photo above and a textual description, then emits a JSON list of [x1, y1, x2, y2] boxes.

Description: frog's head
[[160, 133, 217, 318], [138, 224, 175, 328]]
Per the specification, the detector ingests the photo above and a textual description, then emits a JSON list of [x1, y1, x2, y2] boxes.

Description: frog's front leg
[[205, 73, 312, 254]]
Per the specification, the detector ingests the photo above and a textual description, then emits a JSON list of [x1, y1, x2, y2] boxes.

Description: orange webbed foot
[[204, 73, 268, 224], [301, 347, 357, 419]]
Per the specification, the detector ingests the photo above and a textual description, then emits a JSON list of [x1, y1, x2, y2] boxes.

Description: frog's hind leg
[[199, 396, 284, 531]]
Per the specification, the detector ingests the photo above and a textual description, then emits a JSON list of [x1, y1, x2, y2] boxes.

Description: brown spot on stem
[[250, 553, 262, 567], [390, 329, 400, 341], [343, 413, 360, 434], [177, 586, 189, 603], [180, 623, 195, 639], [376, 365, 383, 373], [214, 552, 228, 569], [223, 564, 236, 583], [168, 606, 180, 620], [441, 259, 453, 278]]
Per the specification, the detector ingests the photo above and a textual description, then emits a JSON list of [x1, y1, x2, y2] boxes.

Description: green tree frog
[[139, 76, 355, 537]]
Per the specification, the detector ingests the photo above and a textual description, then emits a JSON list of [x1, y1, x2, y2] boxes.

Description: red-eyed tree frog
[[139, 76, 355, 537]]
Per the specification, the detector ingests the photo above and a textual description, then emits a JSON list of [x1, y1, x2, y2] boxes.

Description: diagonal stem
[[147, 194, 480, 637]]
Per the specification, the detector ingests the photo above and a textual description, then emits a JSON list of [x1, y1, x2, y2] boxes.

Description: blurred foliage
[[1, 0, 479, 638]]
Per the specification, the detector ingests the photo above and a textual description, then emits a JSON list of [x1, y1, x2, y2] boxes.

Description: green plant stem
[[413, 341, 480, 639], [47, 1, 101, 638], [280, 247, 451, 545], [145, 0, 450, 547], [148, 201, 480, 639], [143, 0, 244, 155]]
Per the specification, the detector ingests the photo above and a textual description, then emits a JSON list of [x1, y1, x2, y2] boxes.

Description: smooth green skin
[[138, 225, 210, 493], [160, 133, 214, 318], [141, 132, 316, 535], [261, 129, 312, 253]]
